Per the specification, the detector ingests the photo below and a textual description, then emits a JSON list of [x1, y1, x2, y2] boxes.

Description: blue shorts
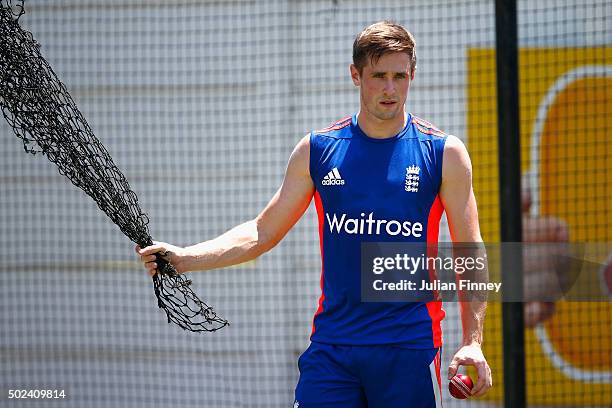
[[294, 342, 442, 408]]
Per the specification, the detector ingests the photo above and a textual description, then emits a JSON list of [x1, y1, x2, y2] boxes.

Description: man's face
[[350, 52, 414, 122]]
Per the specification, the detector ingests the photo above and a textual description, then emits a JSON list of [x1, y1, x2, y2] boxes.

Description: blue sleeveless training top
[[309, 113, 448, 348]]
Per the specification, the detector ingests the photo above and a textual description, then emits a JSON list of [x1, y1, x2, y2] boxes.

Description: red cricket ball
[[449, 374, 474, 399]]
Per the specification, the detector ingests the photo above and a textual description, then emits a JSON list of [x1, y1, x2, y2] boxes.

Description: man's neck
[[356, 110, 408, 139]]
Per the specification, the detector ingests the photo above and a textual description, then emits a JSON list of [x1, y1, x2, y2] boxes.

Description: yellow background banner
[[467, 47, 612, 406]]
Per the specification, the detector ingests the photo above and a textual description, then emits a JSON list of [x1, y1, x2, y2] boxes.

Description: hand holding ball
[[449, 374, 474, 399]]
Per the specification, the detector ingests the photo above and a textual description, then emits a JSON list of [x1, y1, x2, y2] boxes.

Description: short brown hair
[[352, 21, 417, 74]]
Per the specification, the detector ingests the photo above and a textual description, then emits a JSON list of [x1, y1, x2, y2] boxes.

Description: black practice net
[[0, 0, 228, 333]]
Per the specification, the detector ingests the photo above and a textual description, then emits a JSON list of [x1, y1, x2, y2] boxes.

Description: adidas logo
[[322, 168, 345, 186]]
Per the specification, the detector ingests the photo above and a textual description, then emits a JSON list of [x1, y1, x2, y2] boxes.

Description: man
[[137, 20, 492, 407]]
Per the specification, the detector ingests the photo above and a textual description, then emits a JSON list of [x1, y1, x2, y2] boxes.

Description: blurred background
[[0, 0, 610, 406]]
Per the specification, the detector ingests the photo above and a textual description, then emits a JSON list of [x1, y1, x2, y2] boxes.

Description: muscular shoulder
[[442, 135, 472, 182], [287, 134, 311, 177], [292, 134, 310, 159]]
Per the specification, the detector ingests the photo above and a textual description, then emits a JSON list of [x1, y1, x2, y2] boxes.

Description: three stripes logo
[[322, 167, 345, 186]]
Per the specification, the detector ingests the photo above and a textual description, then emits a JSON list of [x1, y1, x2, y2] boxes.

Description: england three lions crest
[[405, 165, 420, 193]]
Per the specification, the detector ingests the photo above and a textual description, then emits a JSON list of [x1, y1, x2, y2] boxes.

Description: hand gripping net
[[0, 1, 228, 332]]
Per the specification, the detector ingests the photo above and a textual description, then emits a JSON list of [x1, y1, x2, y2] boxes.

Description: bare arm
[[440, 135, 492, 396], [137, 135, 314, 274], [440, 135, 485, 345]]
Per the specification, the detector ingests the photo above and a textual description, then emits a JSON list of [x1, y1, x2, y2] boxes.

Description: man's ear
[[411, 66, 416, 81], [350, 64, 360, 86]]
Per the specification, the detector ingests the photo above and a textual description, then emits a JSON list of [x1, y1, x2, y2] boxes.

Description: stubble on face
[[357, 52, 412, 125]]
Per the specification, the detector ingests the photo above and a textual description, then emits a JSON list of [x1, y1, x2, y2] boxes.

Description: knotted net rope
[[0, 0, 228, 332]]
